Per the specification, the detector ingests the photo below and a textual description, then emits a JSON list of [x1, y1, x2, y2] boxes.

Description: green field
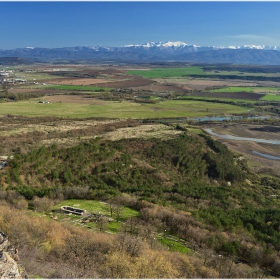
[[0, 98, 253, 119], [209, 86, 280, 93], [49, 199, 139, 233], [157, 236, 190, 254], [136, 95, 159, 99], [53, 199, 139, 220], [261, 94, 280, 101], [127, 67, 204, 78], [46, 85, 112, 91], [206, 70, 279, 77]]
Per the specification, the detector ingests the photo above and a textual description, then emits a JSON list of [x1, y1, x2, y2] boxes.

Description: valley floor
[[204, 123, 280, 176]]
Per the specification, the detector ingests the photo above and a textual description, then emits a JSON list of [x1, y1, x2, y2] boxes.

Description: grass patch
[[136, 95, 161, 100], [261, 94, 280, 101], [27, 275, 45, 279], [209, 86, 280, 93], [53, 199, 139, 219], [107, 222, 122, 233], [184, 126, 204, 134], [210, 86, 254, 93], [157, 236, 190, 254], [127, 67, 204, 78], [49, 199, 138, 234]]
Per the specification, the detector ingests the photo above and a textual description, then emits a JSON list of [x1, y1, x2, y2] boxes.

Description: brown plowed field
[[47, 76, 153, 88], [189, 91, 265, 100], [99, 78, 153, 88], [9, 88, 69, 95], [47, 78, 112, 86], [81, 69, 125, 75], [136, 84, 188, 92]]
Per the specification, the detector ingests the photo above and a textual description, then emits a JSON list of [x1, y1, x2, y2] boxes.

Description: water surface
[[252, 150, 280, 160], [205, 128, 280, 145], [194, 115, 269, 122]]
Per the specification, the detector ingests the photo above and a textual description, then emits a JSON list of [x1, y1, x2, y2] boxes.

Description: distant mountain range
[[1, 41, 280, 65]]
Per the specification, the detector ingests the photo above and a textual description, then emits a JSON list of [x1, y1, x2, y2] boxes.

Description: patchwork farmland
[[1, 62, 280, 279]]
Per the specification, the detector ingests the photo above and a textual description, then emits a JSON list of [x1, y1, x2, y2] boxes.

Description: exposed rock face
[[0, 230, 27, 279]]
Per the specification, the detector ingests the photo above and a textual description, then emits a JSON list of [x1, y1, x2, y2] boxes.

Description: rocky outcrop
[[0, 230, 27, 279]]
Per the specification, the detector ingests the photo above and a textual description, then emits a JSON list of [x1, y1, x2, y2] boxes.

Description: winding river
[[205, 128, 280, 160], [194, 115, 270, 122], [205, 128, 280, 145], [252, 151, 280, 161]]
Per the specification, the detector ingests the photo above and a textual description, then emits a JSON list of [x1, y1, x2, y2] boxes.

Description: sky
[[1, 1, 280, 49]]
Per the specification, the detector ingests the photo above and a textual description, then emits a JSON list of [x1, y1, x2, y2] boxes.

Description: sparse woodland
[[1, 199, 278, 279]]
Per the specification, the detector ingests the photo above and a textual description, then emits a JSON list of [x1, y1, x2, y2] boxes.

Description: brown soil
[[9, 88, 69, 95], [81, 68, 125, 75], [47, 78, 112, 85], [102, 78, 153, 88], [136, 84, 189, 92], [9, 88, 38, 94], [46, 77, 181, 90]]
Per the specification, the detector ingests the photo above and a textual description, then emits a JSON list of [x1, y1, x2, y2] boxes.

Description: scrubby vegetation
[[0, 201, 249, 278], [1, 128, 280, 278], [0, 90, 45, 101]]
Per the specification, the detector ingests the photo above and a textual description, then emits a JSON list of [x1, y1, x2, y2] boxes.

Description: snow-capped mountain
[[125, 41, 189, 48], [222, 45, 280, 51], [123, 41, 280, 51], [1, 41, 280, 65]]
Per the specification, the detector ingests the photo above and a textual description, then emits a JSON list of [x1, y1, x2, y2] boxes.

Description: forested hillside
[[1, 130, 280, 278], [3, 133, 247, 202]]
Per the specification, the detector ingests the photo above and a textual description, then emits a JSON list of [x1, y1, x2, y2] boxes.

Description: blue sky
[[1, 1, 280, 49]]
